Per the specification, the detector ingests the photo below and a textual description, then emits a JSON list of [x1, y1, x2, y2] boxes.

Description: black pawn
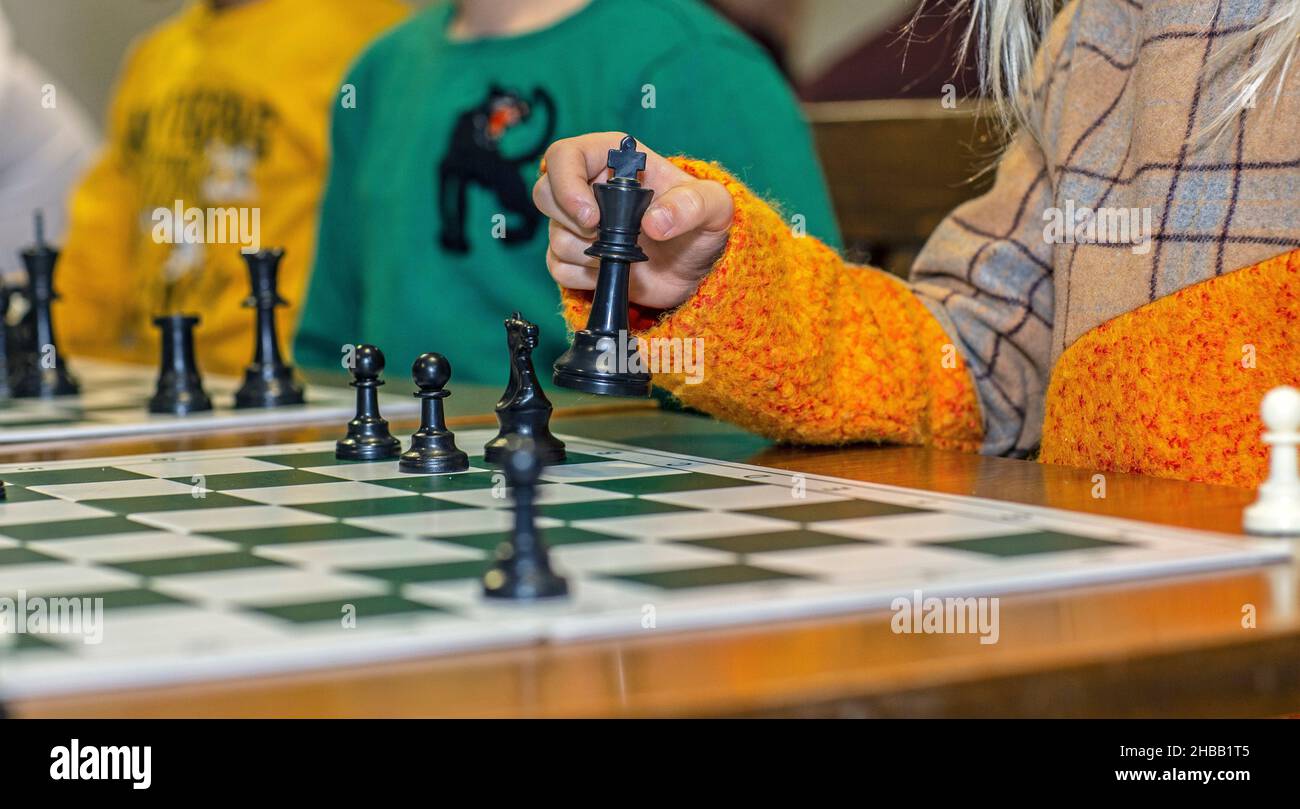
[[552, 135, 653, 398], [149, 313, 212, 415], [398, 353, 469, 474], [234, 249, 305, 408], [484, 313, 565, 465], [336, 344, 401, 461], [11, 211, 79, 398], [483, 438, 568, 600]]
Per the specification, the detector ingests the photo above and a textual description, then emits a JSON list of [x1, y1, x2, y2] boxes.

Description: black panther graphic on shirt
[[437, 85, 556, 254]]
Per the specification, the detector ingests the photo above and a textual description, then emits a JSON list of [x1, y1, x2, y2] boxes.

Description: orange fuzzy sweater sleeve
[[559, 158, 984, 450]]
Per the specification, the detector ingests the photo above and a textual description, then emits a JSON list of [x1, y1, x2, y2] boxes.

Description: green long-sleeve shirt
[[295, 0, 840, 383]]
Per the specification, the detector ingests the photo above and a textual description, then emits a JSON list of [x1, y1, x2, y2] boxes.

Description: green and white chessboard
[[0, 429, 1289, 698], [0, 360, 419, 444]]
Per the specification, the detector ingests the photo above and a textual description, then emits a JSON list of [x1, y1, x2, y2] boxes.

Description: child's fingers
[[642, 180, 734, 242], [546, 245, 599, 291], [537, 133, 684, 236], [548, 221, 600, 268], [537, 132, 626, 231]]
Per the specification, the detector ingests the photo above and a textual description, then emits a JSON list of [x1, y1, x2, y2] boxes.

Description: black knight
[[484, 312, 565, 464]]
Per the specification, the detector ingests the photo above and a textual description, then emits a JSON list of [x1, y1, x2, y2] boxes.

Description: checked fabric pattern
[[911, 0, 1300, 457]]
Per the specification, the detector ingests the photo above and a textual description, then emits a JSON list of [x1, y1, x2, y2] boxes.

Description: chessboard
[[0, 429, 1289, 700], [0, 359, 420, 444]]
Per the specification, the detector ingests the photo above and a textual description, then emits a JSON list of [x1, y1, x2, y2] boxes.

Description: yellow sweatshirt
[[58, 0, 407, 375]]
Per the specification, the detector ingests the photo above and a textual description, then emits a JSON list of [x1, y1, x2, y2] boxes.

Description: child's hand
[[533, 132, 734, 311]]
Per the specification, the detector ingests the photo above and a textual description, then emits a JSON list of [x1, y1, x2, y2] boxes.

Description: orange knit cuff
[[558, 157, 982, 451]]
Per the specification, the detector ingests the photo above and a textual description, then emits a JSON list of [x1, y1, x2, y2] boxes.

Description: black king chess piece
[[149, 313, 213, 415], [483, 437, 568, 600], [11, 211, 79, 398], [234, 249, 306, 408], [484, 313, 566, 464], [399, 352, 469, 474], [552, 135, 653, 397], [335, 344, 402, 461]]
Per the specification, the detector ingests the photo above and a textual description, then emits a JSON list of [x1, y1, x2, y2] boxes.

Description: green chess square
[[604, 564, 805, 590], [537, 499, 695, 521], [0, 547, 58, 566], [108, 551, 285, 578], [367, 472, 499, 494], [295, 497, 470, 520], [202, 522, 392, 547], [439, 526, 627, 552], [741, 500, 926, 522], [0, 486, 55, 503], [250, 594, 445, 624], [359, 559, 487, 585], [87, 492, 261, 515], [1, 516, 159, 541], [170, 469, 343, 491], [551, 453, 615, 466], [578, 473, 762, 496], [11, 632, 67, 653], [680, 529, 870, 555], [0, 467, 152, 486], [72, 588, 185, 610], [247, 451, 368, 468], [930, 531, 1129, 558]]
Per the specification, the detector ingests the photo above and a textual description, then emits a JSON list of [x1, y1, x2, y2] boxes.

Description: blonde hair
[[928, 0, 1300, 145]]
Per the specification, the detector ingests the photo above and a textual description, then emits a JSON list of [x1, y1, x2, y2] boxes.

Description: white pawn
[[1244, 386, 1300, 536]]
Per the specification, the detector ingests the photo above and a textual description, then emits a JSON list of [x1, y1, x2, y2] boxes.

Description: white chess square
[[428, 483, 628, 509], [550, 541, 735, 575], [539, 462, 685, 483], [31, 478, 199, 501], [643, 485, 848, 511], [117, 457, 288, 478], [749, 543, 998, 583], [572, 511, 796, 541], [0, 563, 139, 597], [300, 464, 489, 482], [67, 607, 291, 657], [29, 532, 240, 564], [152, 568, 386, 607], [226, 480, 417, 506], [253, 537, 484, 569], [0, 501, 113, 527], [129, 505, 335, 533], [346, 509, 561, 538], [815, 512, 1036, 543]]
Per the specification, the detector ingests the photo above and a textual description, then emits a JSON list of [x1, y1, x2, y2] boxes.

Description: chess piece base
[[235, 365, 305, 408], [482, 559, 569, 600], [553, 330, 650, 397], [10, 365, 79, 399], [1243, 485, 1300, 537], [398, 428, 469, 474], [484, 433, 565, 465], [149, 385, 213, 416], [336, 434, 401, 462]]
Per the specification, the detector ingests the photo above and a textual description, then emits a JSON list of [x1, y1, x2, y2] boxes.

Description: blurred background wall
[[1, 0, 970, 132], [1, 0, 186, 128]]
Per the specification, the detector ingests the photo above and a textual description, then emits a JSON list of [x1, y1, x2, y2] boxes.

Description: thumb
[[641, 179, 734, 241]]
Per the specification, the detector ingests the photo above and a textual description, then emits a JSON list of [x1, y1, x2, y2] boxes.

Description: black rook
[[149, 313, 213, 415], [234, 249, 306, 408]]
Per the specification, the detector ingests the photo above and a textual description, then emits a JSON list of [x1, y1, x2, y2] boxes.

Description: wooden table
[[10, 408, 1300, 718]]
